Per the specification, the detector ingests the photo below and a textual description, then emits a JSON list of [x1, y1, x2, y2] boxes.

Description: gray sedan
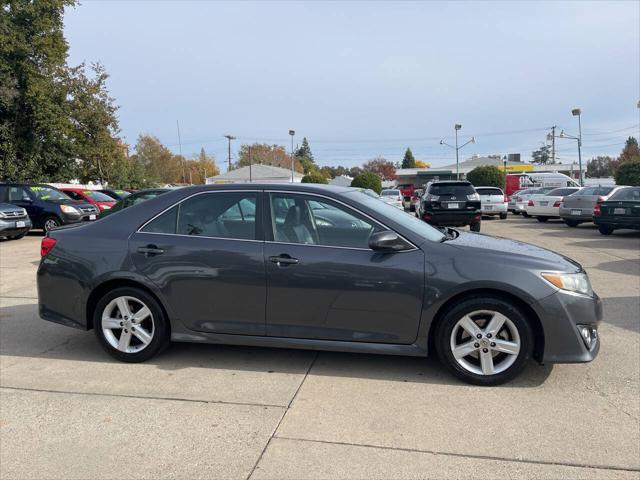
[[37, 184, 601, 385], [560, 185, 628, 226]]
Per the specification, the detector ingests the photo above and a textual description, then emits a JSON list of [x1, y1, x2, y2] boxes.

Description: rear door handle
[[269, 254, 299, 266], [137, 245, 164, 256]]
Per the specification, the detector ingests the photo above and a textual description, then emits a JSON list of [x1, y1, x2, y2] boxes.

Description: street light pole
[[224, 134, 236, 172], [572, 108, 583, 186], [454, 124, 461, 179], [289, 129, 295, 183]]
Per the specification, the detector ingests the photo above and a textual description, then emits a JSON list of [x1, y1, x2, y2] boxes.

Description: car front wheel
[[43, 216, 61, 232], [94, 287, 170, 362], [434, 297, 534, 385]]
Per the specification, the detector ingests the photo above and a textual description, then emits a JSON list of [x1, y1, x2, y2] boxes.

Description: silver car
[[476, 186, 508, 219], [559, 185, 628, 227], [0, 203, 32, 239]]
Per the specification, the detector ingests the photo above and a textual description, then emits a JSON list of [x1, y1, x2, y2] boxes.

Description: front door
[[264, 192, 425, 344], [130, 190, 266, 336]]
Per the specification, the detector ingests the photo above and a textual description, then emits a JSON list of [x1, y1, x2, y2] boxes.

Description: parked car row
[[0, 182, 172, 239], [517, 185, 640, 235]]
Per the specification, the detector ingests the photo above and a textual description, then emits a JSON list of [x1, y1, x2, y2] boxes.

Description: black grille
[[79, 206, 98, 214]]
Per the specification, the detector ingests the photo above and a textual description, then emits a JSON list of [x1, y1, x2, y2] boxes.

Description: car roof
[[430, 181, 472, 185]]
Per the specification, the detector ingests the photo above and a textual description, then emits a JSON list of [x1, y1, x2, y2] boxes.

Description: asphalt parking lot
[[1, 217, 639, 480]]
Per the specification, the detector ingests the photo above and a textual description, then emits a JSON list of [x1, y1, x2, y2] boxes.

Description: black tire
[[43, 216, 61, 232], [522, 212, 530, 218], [512, 211, 520, 215], [598, 225, 614, 235], [434, 296, 534, 386], [564, 219, 580, 228], [499, 212, 507, 220], [470, 222, 481, 232], [93, 287, 170, 363], [537, 216, 548, 223]]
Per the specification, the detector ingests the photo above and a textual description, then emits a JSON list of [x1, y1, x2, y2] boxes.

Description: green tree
[[186, 148, 219, 184], [401, 148, 416, 169], [351, 171, 382, 194], [301, 172, 328, 184], [0, 0, 78, 181], [237, 143, 303, 172], [132, 134, 181, 185], [531, 144, 552, 165], [619, 136, 639, 163], [295, 137, 314, 161], [586, 156, 615, 178], [466, 165, 506, 188], [614, 159, 640, 186]]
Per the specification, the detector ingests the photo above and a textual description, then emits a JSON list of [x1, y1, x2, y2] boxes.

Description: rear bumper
[[594, 216, 640, 229], [532, 290, 602, 364], [481, 204, 507, 215], [527, 206, 560, 217], [422, 210, 479, 226], [559, 207, 592, 222]]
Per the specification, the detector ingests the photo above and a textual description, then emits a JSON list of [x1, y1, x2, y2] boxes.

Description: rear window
[[476, 188, 503, 196], [610, 187, 640, 201], [547, 188, 578, 196], [381, 190, 400, 196], [429, 183, 475, 196]]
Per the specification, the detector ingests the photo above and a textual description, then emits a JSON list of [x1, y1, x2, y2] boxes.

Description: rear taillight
[[593, 202, 601, 216], [528, 200, 534, 206], [504, 196, 509, 203], [422, 212, 432, 220], [41, 237, 57, 257], [553, 200, 562, 208]]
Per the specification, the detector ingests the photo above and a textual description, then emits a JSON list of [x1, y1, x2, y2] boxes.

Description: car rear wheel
[[470, 222, 481, 232], [43, 216, 61, 232], [564, 219, 580, 227], [598, 225, 614, 235], [434, 297, 534, 385], [522, 212, 530, 218], [537, 216, 548, 222], [94, 287, 170, 362], [499, 212, 507, 220]]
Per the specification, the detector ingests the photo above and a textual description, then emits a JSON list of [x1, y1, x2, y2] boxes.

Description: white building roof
[[206, 164, 303, 184]]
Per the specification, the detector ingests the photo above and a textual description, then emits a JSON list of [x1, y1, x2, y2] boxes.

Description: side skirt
[[170, 331, 429, 357]]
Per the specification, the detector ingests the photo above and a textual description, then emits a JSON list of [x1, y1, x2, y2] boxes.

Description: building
[[394, 155, 586, 187], [205, 164, 303, 184], [328, 175, 353, 187]]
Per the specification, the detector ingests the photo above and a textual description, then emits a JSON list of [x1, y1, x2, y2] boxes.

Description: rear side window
[[610, 188, 640, 201], [177, 192, 258, 239], [141, 206, 178, 234], [547, 188, 578, 196], [1, 186, 30, 202], [577, 187, 597, 195], [429, 183, 475, 196], [595, 187, 614, 195], [476, 188, 503, 196]]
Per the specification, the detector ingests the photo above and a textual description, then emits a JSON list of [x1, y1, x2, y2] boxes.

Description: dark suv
[[0, 183, 99, 232], [419, 180, 482, 231]]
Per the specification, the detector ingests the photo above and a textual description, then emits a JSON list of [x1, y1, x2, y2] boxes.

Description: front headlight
[[101, 205, 111, 210], [541, 272, 593, 296], [60, 205, 79, 214]]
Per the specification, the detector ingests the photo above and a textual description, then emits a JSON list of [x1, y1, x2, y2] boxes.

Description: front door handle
[[269, 254, 299, 266], [137, 245, 164, 257]]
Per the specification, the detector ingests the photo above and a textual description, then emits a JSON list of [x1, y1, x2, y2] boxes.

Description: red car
[[61, 188, 117, 212]]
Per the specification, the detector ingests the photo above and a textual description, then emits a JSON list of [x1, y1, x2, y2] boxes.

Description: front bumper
[[0, 217, 32, 236], [532, 289, 602, 363]]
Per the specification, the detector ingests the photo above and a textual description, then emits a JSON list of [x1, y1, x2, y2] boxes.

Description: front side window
[[4, 187, 30, 202], [270, 193, 380, 249]]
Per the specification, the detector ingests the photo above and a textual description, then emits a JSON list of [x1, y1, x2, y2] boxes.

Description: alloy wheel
[[101, 296, 155, 353], [44, 218, 59, 231], [449, 310, 521, 376]]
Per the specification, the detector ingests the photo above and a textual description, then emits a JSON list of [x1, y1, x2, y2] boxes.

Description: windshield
[[346, 190, 445, 243], [381, 190, 400, 196], [29, 186, 70, 201], [82, 190, 116, 202]]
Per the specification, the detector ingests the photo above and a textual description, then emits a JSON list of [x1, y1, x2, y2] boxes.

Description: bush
[[351, 171, 382, 194], [466, 165, 506, 189], [301, 172, 328, 184], [614, 158, 640, 186]]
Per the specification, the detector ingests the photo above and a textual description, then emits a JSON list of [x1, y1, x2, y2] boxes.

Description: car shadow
[[1, 302, 553, 388], [600, 296, 640, 333], [596, 258, 640, 276]]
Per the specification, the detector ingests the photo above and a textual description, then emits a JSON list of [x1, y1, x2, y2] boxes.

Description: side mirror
[[368, 230, 410, 252]]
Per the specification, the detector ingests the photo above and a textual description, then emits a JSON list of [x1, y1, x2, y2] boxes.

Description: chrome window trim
[[266, 189, 418, 252], [133, 230, 264, 244], [136, 189, 261, 238]]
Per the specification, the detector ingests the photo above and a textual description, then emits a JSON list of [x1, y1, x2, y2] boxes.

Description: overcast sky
[[64, 1, 640, 170]]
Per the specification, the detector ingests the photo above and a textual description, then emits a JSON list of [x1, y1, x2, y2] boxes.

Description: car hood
[[445, 230, 582, 272]]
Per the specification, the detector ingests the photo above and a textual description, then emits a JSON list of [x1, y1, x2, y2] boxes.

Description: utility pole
[[176, 120, 186, 184], [249, 145, 253, 183], [440, 124, 475, 180], [289, 130, 295, 182], [224, 134, 236, 172], [550, 125, 556, 164]]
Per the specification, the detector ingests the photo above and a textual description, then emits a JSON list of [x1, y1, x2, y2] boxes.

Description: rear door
[[264, 191, 424, 344], [130, 190, 267, 336]]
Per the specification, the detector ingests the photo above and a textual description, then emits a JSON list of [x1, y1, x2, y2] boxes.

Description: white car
[[525, 187, 582, 222], [513, 187, 555, 216], [380, 189, 404, 209], [476, 186, 508, 219]]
